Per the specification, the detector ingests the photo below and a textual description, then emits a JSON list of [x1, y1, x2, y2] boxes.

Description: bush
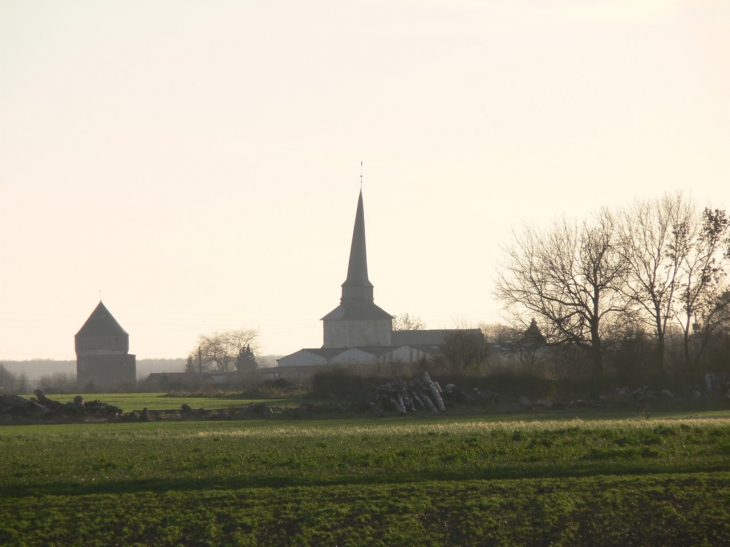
[[312, 365, 613, 403], [247, 378, 307, 398], [311, 369, 373, 399], [436, 372, 600, 402]]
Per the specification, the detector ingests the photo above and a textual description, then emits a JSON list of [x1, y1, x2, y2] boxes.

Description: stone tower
[[75, 302, 136, 389], [321, 191, 392, 348]]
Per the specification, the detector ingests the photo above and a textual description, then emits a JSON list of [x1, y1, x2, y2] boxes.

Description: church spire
[[321, 184, 392, 340], [341, 190, 374, 303]]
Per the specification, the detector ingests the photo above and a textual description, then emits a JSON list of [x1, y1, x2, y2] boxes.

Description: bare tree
[[495, 211, 626, 380], [36, 373, 77, 394], [617, 193, 693, 378], [513, 319, 547, 368], [480, 321, 545, 369], [440, 330, 488, 372], [672, 207, 730, 376], [187, 329, 260, 373], [392, 313, 426, 331], [479, 323, 517, 345]]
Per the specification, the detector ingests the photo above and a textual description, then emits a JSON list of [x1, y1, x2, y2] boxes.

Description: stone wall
[[77, 354, 136, 389]]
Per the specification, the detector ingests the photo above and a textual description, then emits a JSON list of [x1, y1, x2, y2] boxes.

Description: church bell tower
[[321, 190, 393, 348]]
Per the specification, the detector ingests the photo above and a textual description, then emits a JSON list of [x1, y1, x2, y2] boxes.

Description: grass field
[[2, 413, 730, 545], [42, 392, 297, 411]]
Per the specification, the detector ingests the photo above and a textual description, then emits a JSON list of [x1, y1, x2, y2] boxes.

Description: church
[[277, 189, 480, 368]]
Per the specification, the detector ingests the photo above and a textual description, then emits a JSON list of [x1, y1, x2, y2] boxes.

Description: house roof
[[296, 348, 350, 358], [75, 302, 128, 338], [277, 343, 443, 366]]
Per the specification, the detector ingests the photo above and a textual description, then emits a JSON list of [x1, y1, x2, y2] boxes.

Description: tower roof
[[342, 190, 372, 290], [322, 189, 392, 321], [75, 302, 128, 338], [321, 301, 392, 321]]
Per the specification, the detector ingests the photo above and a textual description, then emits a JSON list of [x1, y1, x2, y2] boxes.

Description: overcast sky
[[1, 0, 728, 360]]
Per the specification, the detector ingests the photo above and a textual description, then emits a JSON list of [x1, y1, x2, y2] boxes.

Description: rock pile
[[614, 386, 680, 404], [0, 390, 122, 419], [367, 372, 445, 414]]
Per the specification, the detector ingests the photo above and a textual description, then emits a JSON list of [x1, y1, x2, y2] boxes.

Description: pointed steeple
[[321, 189, 392, 326], [75, 301, 130, 356], [341, 190, 374, 303], [76, 301, 128, 338]]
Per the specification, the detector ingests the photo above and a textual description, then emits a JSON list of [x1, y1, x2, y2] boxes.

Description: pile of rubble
[[0, 394, 281, 424], [367, 372, 444, 414], [364, 375, 723, 415], [366, 372, 500, 414], [614, 386, 683, 404], [4, 375, 726, 425], [0, 390, 122, 420]]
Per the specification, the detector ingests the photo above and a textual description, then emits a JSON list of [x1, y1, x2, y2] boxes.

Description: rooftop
[[75, 302, 128, 338]]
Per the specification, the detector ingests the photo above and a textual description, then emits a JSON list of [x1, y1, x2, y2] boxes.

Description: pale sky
[[1, 1, 728, 360]]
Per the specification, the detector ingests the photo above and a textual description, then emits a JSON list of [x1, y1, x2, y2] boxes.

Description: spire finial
[[360, 161, 363, 189]]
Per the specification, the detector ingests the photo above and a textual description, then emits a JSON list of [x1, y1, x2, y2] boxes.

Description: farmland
[[45, 392, 298, 411], [1, 414, 730, 546]]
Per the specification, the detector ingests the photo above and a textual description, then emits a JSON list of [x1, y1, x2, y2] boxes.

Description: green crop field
[[1, 414, 730, 546]]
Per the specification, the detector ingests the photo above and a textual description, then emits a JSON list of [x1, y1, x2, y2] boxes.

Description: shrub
[[311, 369, 373, 399]]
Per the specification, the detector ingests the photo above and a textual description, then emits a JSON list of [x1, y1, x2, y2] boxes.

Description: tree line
[[494, 192, 730, 388], [185, 329, 260, 373], [0, 364, 77, 395]]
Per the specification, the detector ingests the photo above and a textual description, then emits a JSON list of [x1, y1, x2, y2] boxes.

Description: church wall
[[323, 319, 392, 348]]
